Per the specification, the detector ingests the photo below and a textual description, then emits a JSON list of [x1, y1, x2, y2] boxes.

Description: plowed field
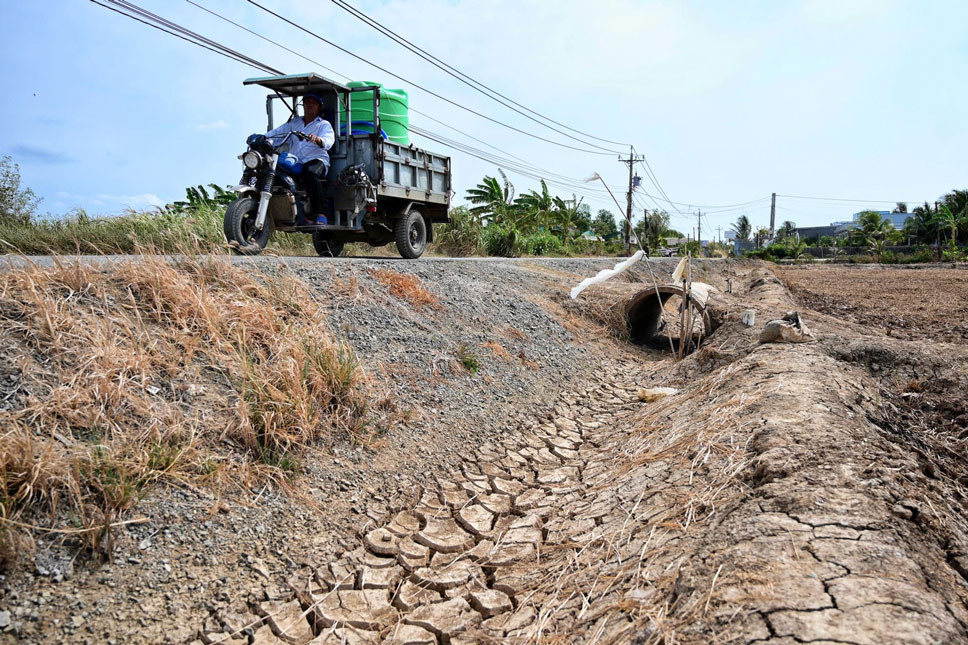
[[777, 264, 968, 340]]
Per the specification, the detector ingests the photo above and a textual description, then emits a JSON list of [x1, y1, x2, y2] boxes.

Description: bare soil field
[[777, 264, 968, 341], [1, 257, 967, 644]]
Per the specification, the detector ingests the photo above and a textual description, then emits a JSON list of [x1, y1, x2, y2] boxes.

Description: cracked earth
[[2, 258, 967, 644], [187, 263, 968, 644]]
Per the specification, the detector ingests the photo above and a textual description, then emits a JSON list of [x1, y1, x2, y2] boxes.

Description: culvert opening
[[626, 286, 713, 353]]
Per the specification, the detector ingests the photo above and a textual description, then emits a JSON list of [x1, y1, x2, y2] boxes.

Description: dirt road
[[2, 258, 967, 644]]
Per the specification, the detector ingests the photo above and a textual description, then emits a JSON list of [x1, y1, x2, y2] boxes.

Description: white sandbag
[[637, 386, 679, 402], [570, 250, 645, 300], [759, 311, 814, 343]]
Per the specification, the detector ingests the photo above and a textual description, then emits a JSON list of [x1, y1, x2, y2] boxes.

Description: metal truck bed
[[332, 136, 451, 219]]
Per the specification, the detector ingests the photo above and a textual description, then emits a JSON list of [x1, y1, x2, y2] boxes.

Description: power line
[[90, 0, 623, 210], [184, 0, 348, 81], [328, 0, 627, 151], [245, 0, 619, 156], [634, 153, 681, 215], [777, 194, 922, 205], [91, 0, 280, 74], [412, 127, 614, 209], [183, 0, 556, 172]]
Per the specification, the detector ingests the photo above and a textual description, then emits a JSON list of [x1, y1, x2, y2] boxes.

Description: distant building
[[852, 211, 909, 229], [795, 222, 855, 241]]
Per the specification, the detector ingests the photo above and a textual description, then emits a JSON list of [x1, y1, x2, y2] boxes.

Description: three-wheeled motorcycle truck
[[224, 73, 451, 258]]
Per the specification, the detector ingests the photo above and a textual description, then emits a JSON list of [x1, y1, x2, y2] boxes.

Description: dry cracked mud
[[3, 257, 968, 644]]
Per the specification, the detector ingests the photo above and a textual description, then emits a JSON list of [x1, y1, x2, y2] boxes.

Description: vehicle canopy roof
[[243, 73, 353, 96]]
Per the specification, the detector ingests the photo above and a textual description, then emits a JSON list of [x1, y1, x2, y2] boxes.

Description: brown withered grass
[[369, 268, 441, 311], [0, 253, 386, 565]]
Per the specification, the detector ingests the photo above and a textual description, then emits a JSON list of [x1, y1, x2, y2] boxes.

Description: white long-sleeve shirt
[[266, 115, 335, 167]]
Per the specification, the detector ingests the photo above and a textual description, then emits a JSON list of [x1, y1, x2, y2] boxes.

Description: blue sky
[[1, 0, 966, 236]]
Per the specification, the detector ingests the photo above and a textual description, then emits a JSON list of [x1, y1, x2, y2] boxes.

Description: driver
[[265, 92, 335, 225]]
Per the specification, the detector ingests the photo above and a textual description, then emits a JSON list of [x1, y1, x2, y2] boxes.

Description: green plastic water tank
[[340, 81, 410, 146]]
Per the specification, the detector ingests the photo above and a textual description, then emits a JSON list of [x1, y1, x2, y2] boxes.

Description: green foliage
[[482, 225, 518, 257], [776, 220, 797, 240], [732, 215, 751, 242], [466, 170, 516, 226], [679, 240, 701, 256], [591, 209, 618, 239], [456, 342, 479, 374], [856, 210, 894, 260], [434, 206, 483, 256], [168, 184, 235, 214], [519, 231, 564, 256], [0, 156, 40, 226], [0, 200, 314, 256]]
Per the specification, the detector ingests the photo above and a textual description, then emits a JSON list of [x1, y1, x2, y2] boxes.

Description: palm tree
[[514, 180, 556, 234], [645, 210, 671, 251], [732, 215, 751, 241], [904, 204, 936, 245], [551, 194, 586, 242], [777, 220, 797, 240], [466, 170, 516, 226], [754, 227, 770, 249], [857, 210, 894, 261], [942, 189, 968, 244]]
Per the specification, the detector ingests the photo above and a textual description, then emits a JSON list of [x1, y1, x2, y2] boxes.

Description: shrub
[[519, 232, 563, 256], [0, 156, 40, 226], [900, 247, 934, 264], [456, 342, 479, 374], [880, 250, 898, 264], [434, 206, 482, 256], [482, 225, 518, 257]]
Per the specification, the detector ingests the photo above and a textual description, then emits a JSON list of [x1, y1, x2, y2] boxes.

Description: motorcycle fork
[[254, 154, 279, 231]]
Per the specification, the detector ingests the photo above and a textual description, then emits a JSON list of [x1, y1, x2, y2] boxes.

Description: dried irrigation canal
[[1, 257, 967, 644]]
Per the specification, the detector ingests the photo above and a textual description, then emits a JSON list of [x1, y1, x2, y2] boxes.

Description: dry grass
[[482, 340, 513, 361], [369, 269, 441, 311], [0, 252, 387, 565]]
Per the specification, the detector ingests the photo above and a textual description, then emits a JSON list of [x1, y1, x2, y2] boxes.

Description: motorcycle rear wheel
[[224, 197, 272, 255]]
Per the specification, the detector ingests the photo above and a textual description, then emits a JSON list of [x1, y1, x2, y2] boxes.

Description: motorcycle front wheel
[[224, 196, 272, 255]]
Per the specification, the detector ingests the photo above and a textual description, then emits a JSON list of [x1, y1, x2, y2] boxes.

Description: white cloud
[[94, 193, 166, 208], [195, 120, 229, 131]]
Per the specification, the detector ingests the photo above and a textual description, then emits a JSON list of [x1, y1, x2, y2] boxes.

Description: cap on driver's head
[[303, 93, 323, 105]]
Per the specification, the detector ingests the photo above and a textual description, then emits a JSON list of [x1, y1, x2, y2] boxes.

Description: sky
[[1, 0, 966, 238]]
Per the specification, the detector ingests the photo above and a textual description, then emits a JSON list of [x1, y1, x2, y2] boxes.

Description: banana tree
[[466, 170, 517, 227], [514, 180, 557, 234]]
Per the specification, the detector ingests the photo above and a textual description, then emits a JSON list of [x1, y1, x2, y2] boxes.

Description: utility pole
[[642, 208, 649, 253], [619, 146, 645, 254], [769, 192, 776, 238], [697, 210, 702, 257], [716, 226, 722, 244]]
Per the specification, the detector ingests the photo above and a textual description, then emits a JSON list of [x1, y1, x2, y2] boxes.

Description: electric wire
[[184, 0, 349, 81], [107, 0, 282, 74], [181, 0, 542, 168], [90, 0, 280, 74], [246, 0, 620, 156], [634, 152, 681, 215], [777, 194, 922, 205], [408, 126, 612, 194], [328, 0, 627, 150], [90, 0, 627, 212]]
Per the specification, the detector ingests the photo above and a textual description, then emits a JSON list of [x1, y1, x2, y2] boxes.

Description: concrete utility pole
[[697, 210, 702, 257], [619, 147, 645, 254], [769, 192, 777, 237]]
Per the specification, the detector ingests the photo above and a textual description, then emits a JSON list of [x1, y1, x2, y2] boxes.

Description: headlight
[[242, 151, 262, 169]]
